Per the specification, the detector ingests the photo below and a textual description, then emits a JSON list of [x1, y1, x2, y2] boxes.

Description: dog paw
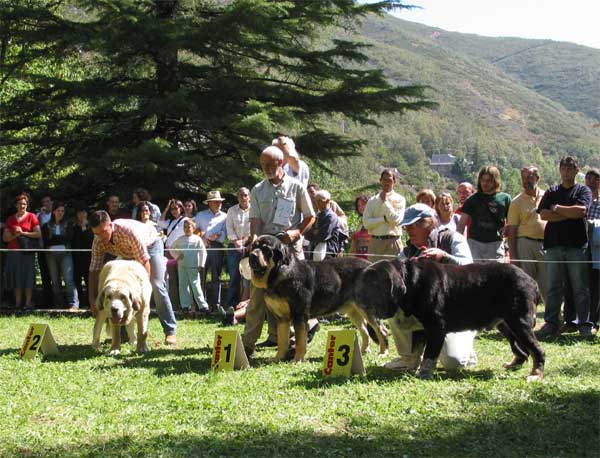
[[416, 369, 433, 380], [526, 368, 544, 383], [503, 356, 526, 370], [108, 348, 122, 356], [137, 345, 149, 353]]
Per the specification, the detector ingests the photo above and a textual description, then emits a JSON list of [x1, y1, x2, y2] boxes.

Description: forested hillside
[[311, 14, 600, 203], [1, 4, 598, 209]]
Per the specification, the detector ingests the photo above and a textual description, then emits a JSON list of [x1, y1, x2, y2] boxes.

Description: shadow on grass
[[478, 329, 599, 347], [13, 390, 599, 458]]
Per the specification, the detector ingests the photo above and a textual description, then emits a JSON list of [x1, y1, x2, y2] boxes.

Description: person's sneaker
[[384, 356, 421, 370], [579, 326, 596, 339], [307, 322, 320, 344], [223, 306, 236, 326], [559, 322, 578, 334], [536, 323, 559, 340], [256, 338, 278, 348], [164, 334, 177, 346]]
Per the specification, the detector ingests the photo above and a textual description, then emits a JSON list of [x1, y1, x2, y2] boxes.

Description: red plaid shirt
[[89, 219, 157, 271]]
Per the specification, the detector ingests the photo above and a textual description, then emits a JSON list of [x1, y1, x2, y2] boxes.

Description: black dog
[[356, 258, 545, 380], [248, 235, 388, 362]]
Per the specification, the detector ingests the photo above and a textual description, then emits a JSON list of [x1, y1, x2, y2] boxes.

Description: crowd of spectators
[[1, 149, 599, 353]]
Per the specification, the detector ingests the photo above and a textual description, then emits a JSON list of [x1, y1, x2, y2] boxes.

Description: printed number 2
[[29, 335, 41, 351], [336, 344, 350, 366], [223, 343, 232, 362]]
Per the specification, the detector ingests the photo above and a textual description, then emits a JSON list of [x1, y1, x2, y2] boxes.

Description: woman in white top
[[435, 192, 461, 231], [159, 199, 187, 308]]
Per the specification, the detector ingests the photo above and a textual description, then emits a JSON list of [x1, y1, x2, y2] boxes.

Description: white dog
[[92, 260, 152, 355]]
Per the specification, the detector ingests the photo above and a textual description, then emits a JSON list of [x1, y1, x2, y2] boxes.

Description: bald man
[[242, 145, 316, 358]]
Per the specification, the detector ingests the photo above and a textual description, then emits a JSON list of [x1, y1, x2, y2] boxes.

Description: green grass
[[0, 313, 598, 458]]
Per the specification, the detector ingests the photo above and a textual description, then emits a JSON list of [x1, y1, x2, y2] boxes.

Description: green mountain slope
[[311, 14, 600, 201]]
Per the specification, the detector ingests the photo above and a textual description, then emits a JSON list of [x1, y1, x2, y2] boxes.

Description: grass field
[[0, 313, 598, 458]]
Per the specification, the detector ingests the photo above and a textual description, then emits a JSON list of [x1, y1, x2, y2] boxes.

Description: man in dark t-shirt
[[537, 156, 593, 338]]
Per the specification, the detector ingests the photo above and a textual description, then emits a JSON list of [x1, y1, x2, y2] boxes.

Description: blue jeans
[[147, 238, 177, 336], [226, 249, 242, 308], [46, 251, 79, 307], [545, 246, 592, 330]]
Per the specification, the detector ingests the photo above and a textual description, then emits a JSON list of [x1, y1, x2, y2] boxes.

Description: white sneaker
[[384, 356, 420, 370]]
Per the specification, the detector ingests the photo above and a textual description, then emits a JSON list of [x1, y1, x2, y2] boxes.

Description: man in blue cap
[[384, 203, 478, 371]]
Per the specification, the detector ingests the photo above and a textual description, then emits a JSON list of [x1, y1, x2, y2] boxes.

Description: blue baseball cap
[[400, 203, 437, 226]]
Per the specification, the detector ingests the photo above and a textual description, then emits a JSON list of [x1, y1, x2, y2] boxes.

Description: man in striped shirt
[[88, 211, 177, 345]]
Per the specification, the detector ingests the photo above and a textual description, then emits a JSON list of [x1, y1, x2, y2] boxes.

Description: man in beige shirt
[[362, 168, 406, 261], [242, 146, 316, 357], [506, 166, 547, 304]]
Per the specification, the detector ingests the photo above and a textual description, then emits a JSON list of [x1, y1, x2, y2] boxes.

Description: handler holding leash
[[88, 211, 178, 345], [242, 145, 315, 358], [386, 203, 477, 371]]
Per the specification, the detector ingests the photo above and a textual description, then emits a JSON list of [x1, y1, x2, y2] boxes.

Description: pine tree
[[0, 0, 434, 202]]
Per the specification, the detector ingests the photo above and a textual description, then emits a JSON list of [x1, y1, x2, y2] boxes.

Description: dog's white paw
[[108, 348, 122, 356]]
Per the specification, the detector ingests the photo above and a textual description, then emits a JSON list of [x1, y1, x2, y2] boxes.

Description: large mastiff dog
[[92, 260, 152, 355], [357, 258, 545, 381], [248, 235, 388, 362]]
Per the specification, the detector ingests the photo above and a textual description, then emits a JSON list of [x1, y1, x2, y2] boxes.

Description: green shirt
[[462, 191, 511, 242]]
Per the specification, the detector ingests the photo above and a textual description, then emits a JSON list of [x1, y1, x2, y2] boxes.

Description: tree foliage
[[0, 0, 433, 203]]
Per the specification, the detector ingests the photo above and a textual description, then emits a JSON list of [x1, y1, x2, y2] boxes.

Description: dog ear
[[130, 291, 140, 311], [394, 260, 417, 316], [95, 288, 106, 311], [273, 242, 290, 266]]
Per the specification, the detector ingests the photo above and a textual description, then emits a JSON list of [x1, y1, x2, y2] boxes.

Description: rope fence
[[0, 247, 597, 264]]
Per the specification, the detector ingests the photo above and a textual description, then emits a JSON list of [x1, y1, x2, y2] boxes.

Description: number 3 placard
[[211, 329, 249, 371], [322, 330, 365, 377], [20, 324, 59, 359]]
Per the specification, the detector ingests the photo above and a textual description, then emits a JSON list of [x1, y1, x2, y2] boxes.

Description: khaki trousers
[[515, 237, 548, 305], [368, 237, 403, 262]]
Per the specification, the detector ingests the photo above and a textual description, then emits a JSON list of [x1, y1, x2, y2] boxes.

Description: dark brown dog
[[248, 235, 388, 362], [356, 258, 545, 380]]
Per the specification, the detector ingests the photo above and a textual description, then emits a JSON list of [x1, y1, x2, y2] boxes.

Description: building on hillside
[[430, 154, 457, 175]]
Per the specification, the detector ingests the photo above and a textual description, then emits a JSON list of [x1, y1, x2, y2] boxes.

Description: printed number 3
[[337, 344, 350, 366]]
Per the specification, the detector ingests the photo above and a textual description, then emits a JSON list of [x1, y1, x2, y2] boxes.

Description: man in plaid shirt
[[88, 210, 177, 345]]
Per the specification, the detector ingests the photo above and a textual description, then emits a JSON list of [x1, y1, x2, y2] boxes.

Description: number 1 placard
[[322, 330, 365, 377], [211, 329, 249, 371], [20, 324, 59, 359]]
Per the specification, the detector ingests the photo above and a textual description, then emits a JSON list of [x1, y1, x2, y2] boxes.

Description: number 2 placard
[[20, 324, 59, 359], [322, 330, 365, 378]]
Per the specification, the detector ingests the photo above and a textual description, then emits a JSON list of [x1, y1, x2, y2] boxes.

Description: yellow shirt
[[362, 191, 406, 237], [507, 190, 546, 240]]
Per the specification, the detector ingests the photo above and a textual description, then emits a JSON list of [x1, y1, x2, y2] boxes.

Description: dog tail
[[366, 321, 389, 347]]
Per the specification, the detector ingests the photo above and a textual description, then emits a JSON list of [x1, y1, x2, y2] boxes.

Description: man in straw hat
[[195, 190, 228, 315]]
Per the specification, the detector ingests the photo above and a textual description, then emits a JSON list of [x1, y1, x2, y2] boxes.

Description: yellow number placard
[[20, 324, 59, 359], [322, 329, 365, 377], [211, 329, 249, 371]]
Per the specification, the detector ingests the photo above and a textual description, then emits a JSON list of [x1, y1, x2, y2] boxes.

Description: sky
[[384, 0, 600, 49]]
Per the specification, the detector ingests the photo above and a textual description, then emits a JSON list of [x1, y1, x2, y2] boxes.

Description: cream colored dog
[[92, 260, 152, 355]]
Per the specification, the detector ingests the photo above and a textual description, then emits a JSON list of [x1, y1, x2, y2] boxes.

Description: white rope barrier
[[0, 247, 597, 264]]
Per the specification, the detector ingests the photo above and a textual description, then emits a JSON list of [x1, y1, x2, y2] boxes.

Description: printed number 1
[[337, 344, 350, 366], [30, 335, 41, 351], [223, 343, 232, 362]]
